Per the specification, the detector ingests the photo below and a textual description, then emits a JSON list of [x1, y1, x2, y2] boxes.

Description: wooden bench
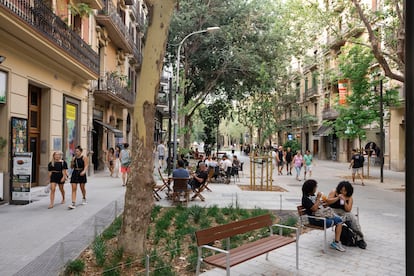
[[297, 205, 328, 253], [297, 205, 359, 253], [195, 214, 299, 275]]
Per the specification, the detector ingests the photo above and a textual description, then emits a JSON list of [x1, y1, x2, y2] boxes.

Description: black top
[[48, 160, 68, 172], [70, 156, 87, 184], [351, 154, 364, 168], [285, 151, 292, 162], [329, 195, 348, 210], [48, 161, 68, 184], [302, 195, 315, 216]]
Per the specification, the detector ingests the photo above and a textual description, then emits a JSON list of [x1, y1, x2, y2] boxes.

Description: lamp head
[[0, 56, 5, 64], [206, 27, 220, 33]]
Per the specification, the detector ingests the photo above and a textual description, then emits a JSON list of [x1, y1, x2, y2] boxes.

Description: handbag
[[314, 205, 336, 218], [44, 184, 50, 194]]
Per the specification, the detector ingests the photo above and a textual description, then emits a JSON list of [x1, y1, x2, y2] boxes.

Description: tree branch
[[352, 0, 404, 82]]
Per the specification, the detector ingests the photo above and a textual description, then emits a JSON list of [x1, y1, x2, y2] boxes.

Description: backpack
[[120, 149, 131, 166], [340, 223, 358, 246]]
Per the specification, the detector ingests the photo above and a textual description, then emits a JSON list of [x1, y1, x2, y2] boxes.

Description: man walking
[[157, 141, 166, 169], [349, 149, 365, 186]]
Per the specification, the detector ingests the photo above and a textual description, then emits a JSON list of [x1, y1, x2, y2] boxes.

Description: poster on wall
[[65, 102, 78, 165], [11, 152, 32, 204], [10, 117, 28, 156]]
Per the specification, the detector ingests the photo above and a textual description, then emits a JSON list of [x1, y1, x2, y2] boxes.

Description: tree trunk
[[118, 0, 176, 256]]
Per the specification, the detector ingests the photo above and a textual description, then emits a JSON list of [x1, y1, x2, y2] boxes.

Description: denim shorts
[[309, 215, 342, 228]]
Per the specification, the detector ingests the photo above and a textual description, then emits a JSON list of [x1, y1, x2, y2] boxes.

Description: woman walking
[[293, 150, 304, 181], [47, 151, 68, 209], [107, 147, 115, 177], [69, 146, 89, 209]]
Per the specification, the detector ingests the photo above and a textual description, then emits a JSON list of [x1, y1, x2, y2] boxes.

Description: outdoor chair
[[239, 162, 244, 176], [172, 177, 191, 205], [158, 168, 172, 199]]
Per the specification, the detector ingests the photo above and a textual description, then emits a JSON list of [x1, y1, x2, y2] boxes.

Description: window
[[305, 77, 308, 93], [0, 71, 7, 103]]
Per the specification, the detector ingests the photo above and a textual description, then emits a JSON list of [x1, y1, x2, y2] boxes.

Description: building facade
[[0, 0, 149, 202], [293, 0, 405, 171]]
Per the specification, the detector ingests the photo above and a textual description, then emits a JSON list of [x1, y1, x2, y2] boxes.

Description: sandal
[[48, 205, 54, 209]]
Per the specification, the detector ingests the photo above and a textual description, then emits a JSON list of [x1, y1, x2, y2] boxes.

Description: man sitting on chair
[[189, 162, 208, 190], [173, 160, 191, 190]]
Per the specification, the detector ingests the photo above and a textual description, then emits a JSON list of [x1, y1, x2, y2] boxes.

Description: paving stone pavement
[[0, 152, 405, 275]]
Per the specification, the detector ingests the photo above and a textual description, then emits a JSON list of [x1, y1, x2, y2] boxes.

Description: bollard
[[145, 254, 150, 276], [280, 194, 282, 211], [114, 200, 118, 220]]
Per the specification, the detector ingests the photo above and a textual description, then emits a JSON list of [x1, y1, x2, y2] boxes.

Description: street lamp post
[[379, 78, 384, 183], [173, 27, 220, 169]]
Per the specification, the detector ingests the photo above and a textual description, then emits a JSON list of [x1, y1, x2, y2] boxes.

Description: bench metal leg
[[296, 228, 299, 269], [323, 220, 327, 253]]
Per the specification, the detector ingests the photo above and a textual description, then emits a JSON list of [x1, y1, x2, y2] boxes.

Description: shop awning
[[315, 125, 333, 136], [94, 120, 123, 138]]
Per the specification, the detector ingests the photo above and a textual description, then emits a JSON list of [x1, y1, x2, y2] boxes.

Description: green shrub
[[272, 215, 298, 235], [206, 205, 220, 217], [102, 216, 122, 240], [102, 266, 120, 276], [64, 259, 85, 276], [151, 205, 162, 221], [93, 236, 107, 267], [283, 140, 301, 154], [188, 205, 204, 224]]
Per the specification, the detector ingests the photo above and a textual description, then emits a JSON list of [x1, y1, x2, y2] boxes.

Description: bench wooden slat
[[203, 235, 295, 268], [195, 214, 272, 246]]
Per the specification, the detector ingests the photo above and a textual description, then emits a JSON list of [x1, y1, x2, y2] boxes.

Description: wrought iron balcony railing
[[305, 86, 319, 99], [97, 0, 134, 53], [94, 72, 136, 106], [0, 0, 99, 75], [322, 108, 339, 120]]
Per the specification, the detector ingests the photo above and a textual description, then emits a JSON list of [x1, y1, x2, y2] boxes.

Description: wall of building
[[0, 43, 89, 201]]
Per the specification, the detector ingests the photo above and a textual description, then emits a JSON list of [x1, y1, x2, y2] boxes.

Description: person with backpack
[[327, 181, 367, 249], [301, 179, 346, 252], [119, 143, 131, 186], [349, 148, 365, 186]]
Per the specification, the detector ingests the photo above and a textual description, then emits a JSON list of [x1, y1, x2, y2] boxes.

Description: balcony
[[322, 108, 339, 120], [0, 0, 99, 78], [93, 72, 136, 108], [156, 91, 170, 116], [305, 87, 319, 100], [129, 42, 142, 66], [96, 0, 133, 53]]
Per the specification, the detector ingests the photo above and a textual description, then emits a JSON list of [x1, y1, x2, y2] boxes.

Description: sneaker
[[330, 241, 346, 252], [82, 199, 88, 205], [68, 204, 76, 209], [357, 239, 367, 249]]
